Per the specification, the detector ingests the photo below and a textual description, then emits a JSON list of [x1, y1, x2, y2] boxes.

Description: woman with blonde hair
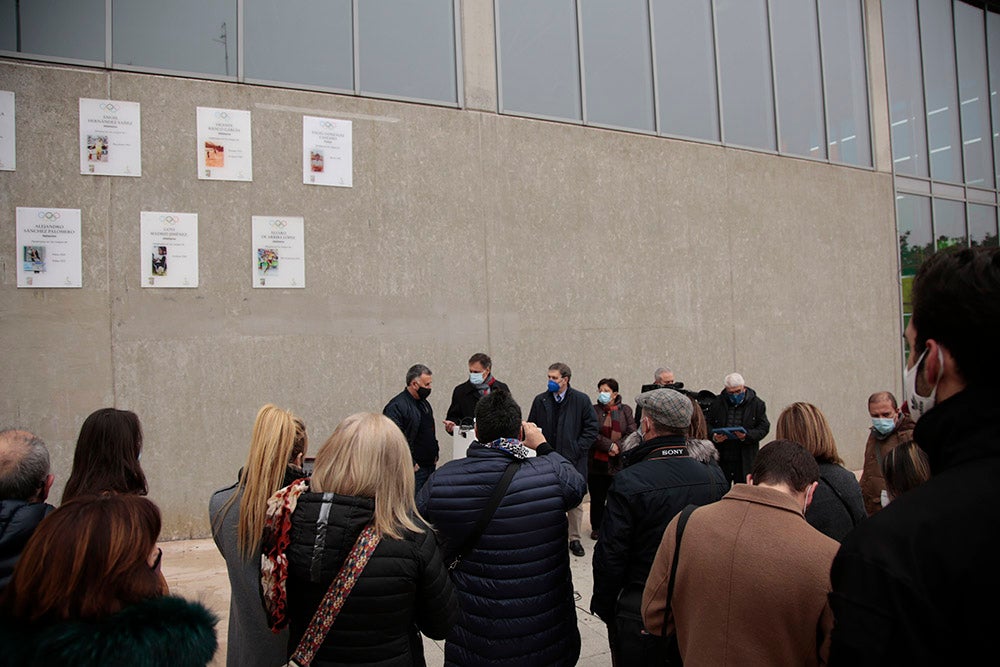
[[209, 404, 307, 667], [776, 402, 866, 541], [261, 412, 458, 666]]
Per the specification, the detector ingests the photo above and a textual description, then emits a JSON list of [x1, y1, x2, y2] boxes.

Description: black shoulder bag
[[447, 460, 522, 571], [663, 503, 697, 666]]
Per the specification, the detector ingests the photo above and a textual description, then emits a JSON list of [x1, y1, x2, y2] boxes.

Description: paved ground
[[161, 503, 611, 667]]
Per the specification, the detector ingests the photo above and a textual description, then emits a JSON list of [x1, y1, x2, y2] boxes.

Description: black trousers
[[588, 473, 613, 533], [607, 616, 669, 667]]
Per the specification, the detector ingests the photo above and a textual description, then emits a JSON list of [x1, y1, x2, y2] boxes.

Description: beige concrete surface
[[161, 503, 611, 667]]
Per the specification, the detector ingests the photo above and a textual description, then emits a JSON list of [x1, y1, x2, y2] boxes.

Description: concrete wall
[[0, 56, 901, 538]]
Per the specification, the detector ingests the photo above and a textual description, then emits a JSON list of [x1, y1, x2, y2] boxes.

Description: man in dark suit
[[443, 352, 510, 434], [528, 362, 598, 557]]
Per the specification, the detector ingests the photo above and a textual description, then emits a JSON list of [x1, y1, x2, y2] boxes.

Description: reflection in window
[[772, 0, 825, 159], [716, 0, 775, 150], [580, 0, 654, 131], [245, 0, 353, 91], [955, 1, 994, 188], [883, 0, 928, 177], [357, 0, 457, 104], [919, 0, 962, 183], [113, 0, 236, 77], [497, 0, 581, 121], [933, 198, 966, 250], [897, 193, 932, 314], [988, 12, 1000, 188], [819, 0, 871, 167], [651, 0, 719, 141], [0, 0, 105, 62], [969, 203, 999, 247]]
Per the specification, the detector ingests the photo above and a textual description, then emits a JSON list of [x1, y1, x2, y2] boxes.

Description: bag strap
[[448, 460, 522, 571], [663, 504, 697, 637], [286, 523, 382, 667]]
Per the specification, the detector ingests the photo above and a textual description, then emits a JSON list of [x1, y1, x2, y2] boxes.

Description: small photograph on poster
[[310, 149, 324, 173], [258, 248, 279, 276], [205, 142, 224, 168], [151, 245, 168, 276], [87, 135, 109, 163], [23, 246, 45, 273]]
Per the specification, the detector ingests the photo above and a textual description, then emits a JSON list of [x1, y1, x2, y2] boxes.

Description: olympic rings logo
[[99, 103, 118, 112], [160, 215, 178, 225], [215, 111, 229, 120], [270, 220, 288, 229], [37, 211, 61, 221], [320, 121, 335, 129]]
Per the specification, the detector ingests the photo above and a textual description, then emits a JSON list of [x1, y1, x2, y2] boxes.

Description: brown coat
[[642, 485, 838, 667], [859, 414, 915, 516]]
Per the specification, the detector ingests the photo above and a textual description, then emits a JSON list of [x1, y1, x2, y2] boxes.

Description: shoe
[[569, 540, 585, 557], [590, 530, 599, 540]]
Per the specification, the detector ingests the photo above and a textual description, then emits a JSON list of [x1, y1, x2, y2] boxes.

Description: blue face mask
[[470, 372, 485, 385], [547, 379, 561, 393], [598, 391, 612, 405], [871, 417, 895, 435], [727, 391, 745, 406]]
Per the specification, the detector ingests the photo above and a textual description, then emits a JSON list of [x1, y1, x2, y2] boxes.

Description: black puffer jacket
[[416, 442, 586, 667], [0, 499, 54, 590], [286, 490, 459, 666]]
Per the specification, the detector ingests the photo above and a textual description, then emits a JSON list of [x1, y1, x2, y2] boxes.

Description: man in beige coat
[[642, 439, 839, 666]]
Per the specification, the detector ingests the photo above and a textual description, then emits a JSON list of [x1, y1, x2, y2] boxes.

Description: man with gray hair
[[0, 428, 55, 590], [383, 364, 438, 494], [706, 372, 770, 485], [635, 367, 686, 423]]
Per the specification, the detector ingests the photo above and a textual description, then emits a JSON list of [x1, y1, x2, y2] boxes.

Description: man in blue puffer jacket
[[417, 389, 586, 667]]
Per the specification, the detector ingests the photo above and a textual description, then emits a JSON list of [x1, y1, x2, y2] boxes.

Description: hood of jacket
[[913, 388, 1000, 474]]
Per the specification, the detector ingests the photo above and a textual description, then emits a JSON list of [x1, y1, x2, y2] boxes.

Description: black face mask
[[416, 386, 432, 400]]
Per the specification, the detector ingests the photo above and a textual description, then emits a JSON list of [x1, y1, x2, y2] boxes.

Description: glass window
[[245, 0, 353, 91], [883, 0, 928, 177], [919, 0, 962, 183], [357, 0, 457, 104], [0, 0, 104, 62], [497, 0, 581, 121], [113, 0, 237, 77], [933, 198, 966, 250], [715, 0, 776, 150], [818, 0, 871, 167], [771, 0, 825, 159], [987, 11, 1000, 187], [651, 0, 719, 141], [580, 0, 654, 131], [969, 203, 999, 247], [897, 193, 932, 315], [954, 1, 993, 188]]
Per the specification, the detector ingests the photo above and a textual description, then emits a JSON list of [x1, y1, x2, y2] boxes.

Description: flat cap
[[635, 388, 692, 431]]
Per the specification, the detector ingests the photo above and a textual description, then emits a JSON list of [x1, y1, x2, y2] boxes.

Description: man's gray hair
[[406, 364, 432, 385], [0, 428, 50, 500], [724, 372, 745, 388], [654, 367, 673, 382]]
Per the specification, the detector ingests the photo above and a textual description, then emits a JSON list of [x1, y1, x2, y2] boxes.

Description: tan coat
[[642, 485, 838, 667], [859, 415, 915, 516]]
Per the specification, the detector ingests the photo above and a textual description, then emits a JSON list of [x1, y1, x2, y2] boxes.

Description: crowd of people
[[0, 245, 996, 666]]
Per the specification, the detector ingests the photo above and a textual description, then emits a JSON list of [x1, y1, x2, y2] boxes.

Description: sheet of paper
[[140, 212, 199, 288], [197, 107, 252, 181], [251, 216, 305, 288], [79, 98, 141, 176], [302, 116, 352, 187], [16, 207, 83, 288], [0, 91, 14, 171]]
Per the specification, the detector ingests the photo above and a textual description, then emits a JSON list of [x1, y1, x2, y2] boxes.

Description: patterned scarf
[[260, 477, 310, 631], [595, 403, 625, 462], [474, 374, 497, 398], [480, 437, 533, 459]]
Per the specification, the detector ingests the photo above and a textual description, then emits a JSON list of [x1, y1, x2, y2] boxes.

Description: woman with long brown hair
[[62, 407, 148, 502], [0, 494, 216, 665]]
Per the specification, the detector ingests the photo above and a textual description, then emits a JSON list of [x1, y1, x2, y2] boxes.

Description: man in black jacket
[[591, 389, 727, 666], [383, 364, 438, 494], [528, 362, 598, 557], [706, 372, 770, 485], [829, 247, 1000, 665], [0, 428, 55, 590], [443, 352, 510, 434]]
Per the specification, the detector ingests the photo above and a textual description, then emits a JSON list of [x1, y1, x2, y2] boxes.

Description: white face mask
[[904, 347, 944, 422]]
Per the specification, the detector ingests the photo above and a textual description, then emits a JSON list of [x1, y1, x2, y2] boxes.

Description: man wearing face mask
[[829, 247, 1000, 666], [383, 363, 438, 494], [528, 362, 599, 557], [443, 352, 510, 435], [706, 372, 770, 485], [858, 391, 915, 516]]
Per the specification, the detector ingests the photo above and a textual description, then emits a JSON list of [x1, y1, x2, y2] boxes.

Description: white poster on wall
[[140, 212, 199, 288], [16, 207, 83, 288], [302, 116, 352, 187], [78, 98, 142, 176], [0, 91, 14, 171], [251, 216, 305, 289], [197, 107, 252, 181]]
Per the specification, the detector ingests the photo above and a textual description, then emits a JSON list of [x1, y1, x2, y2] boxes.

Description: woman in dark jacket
[[261, 413, 458, 666], [589, 378, 636, 539], [776, 402, 866, 541]]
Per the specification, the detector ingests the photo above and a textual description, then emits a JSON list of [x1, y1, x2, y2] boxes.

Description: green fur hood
[[0, 595, 218, 667]]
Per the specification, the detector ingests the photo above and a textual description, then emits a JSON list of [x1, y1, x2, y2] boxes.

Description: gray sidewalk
[[161, 504, 611, 667]]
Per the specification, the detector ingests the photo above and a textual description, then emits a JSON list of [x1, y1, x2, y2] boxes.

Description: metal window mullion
[[237, 0, 245, 82], [816, 0, 830, 161], [575, 0, 587, 124], [766, 0, 780, 152], [951, 0, 967, 189], [353, 0, 361, 94], [105, 0, 113, 67], [711, 0, 724, 142], [983, 5, 998, 192], [916, 0, 932, 181], [647, 0, 661, 135], [494, 0, 504, 114], [454, 0, 464, 108], [859, 0, 875, 168]]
